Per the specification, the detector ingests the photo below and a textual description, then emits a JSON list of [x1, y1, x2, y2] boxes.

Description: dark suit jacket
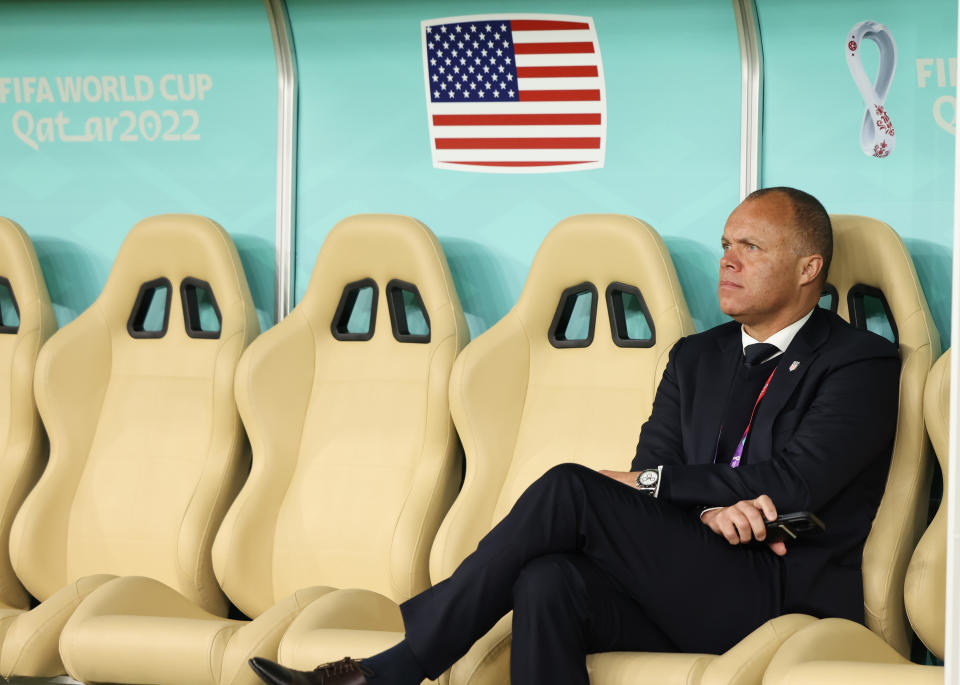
[[631, 306, 900, 623]]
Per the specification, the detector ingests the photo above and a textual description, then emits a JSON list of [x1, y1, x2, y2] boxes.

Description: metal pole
[[732, 0, 763, 200], [265, 0, 298, 321]]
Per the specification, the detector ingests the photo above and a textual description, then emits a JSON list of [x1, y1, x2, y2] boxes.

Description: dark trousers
[[400, 464, 785, 685]]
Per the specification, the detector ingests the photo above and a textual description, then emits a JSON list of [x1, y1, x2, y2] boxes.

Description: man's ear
[[799, 255, 824, 286]]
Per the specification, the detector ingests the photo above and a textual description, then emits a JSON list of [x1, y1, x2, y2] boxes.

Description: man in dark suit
[[250, 187, 900, 685]]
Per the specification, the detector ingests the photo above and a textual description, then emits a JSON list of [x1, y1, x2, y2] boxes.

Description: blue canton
[[425, 21, 520, 102]]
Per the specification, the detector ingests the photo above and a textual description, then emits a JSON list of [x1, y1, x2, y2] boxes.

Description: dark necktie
[[743, 342, 780, 367]]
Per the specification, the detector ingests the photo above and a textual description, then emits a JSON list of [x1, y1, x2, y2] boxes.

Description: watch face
[[639, 470, 658, 486]]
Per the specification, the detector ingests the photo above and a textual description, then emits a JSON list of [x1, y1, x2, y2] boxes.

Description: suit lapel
[[694, 327, 744, 465], [748, 308, 832, 462]]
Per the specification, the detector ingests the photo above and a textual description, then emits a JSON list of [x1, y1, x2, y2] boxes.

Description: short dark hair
[[746, 186, 833, 281]]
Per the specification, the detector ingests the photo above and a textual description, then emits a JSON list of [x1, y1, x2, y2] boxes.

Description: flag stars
[[426, 19, 519, 102]]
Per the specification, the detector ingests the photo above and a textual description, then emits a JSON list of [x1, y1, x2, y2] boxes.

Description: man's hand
[[598, 470, 641, 489], [701, 495, 787, 556]]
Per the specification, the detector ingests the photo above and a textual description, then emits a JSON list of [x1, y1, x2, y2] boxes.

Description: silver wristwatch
[[635, 466, 662, 497]]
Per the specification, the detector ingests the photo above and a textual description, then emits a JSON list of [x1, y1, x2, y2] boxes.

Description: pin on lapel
[[789, 360, 800, 372]]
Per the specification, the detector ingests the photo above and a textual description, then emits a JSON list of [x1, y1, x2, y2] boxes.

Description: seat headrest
[[828, 215, 938, 351], [97, 214, 255, 341], [0, 218, 53, 332], [301, 214, 463, 341], [515, 214, 692, 340]]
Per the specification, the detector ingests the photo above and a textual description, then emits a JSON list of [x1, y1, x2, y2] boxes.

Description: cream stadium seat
[[59, 214, 468, 685], [0, 219, 57, 625], [584, 214, 941, 685], [0, 214, 258, 678], [276, 214, 696, 683], [760, 347, 949, 685]]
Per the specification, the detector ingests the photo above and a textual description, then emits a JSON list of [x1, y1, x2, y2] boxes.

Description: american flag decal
[[421, 14, 606, 173]]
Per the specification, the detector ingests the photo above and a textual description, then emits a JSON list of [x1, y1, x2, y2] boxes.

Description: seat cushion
[[587, 652, 714, 685]]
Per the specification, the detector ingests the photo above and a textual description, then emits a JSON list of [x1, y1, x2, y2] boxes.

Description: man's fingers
[[719, 519, 740, 545], [734, 501, 766, 541], [754, 494, 778, 522], [768, 540, 788, 556], [728, 511, 754, 544]]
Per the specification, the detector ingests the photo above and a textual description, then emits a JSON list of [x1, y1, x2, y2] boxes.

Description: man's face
[[718, 194, 807, 326]]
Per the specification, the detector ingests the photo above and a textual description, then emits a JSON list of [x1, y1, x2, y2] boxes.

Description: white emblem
[[789, 361, 800, 372]]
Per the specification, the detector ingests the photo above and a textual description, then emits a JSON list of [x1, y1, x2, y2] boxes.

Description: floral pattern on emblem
[[874, 105, 894, 137], [873, 141, 889, 158], [848, 40, 858, 52]]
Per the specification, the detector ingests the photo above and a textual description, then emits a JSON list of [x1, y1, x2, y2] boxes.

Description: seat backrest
[[825, 215, 940, 656], [214, 214, 468, 618], [11, 215, 258, 616], [904, 348, 950, 659], [433, 214, 695, 579], [0, 219, 56, 610]]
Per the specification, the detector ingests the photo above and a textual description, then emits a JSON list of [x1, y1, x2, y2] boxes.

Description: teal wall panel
[[288, 0, 743, 335], [0, 0, 278, 329], [757, 0, 956, 345]]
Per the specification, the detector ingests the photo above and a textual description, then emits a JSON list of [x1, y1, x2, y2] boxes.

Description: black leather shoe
[[249, 656, 373, 685]]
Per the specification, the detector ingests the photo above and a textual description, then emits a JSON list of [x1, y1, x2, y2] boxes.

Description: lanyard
[[725, 367, 777, 469]]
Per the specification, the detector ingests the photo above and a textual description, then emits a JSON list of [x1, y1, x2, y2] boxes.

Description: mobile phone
[[764, 511, 825, 542]]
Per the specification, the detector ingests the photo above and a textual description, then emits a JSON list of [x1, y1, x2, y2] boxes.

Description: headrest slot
[[181, 278, 222, 340], [819, 284, 839, 313], [127, 278, 172, 339], [847, 283, 899, 346], [387, 279, 431, 344], [606, 282, 655, 348], [332, 278, 378, 341], [549, 282, 597, 349], [0, 277, 19, 334]]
